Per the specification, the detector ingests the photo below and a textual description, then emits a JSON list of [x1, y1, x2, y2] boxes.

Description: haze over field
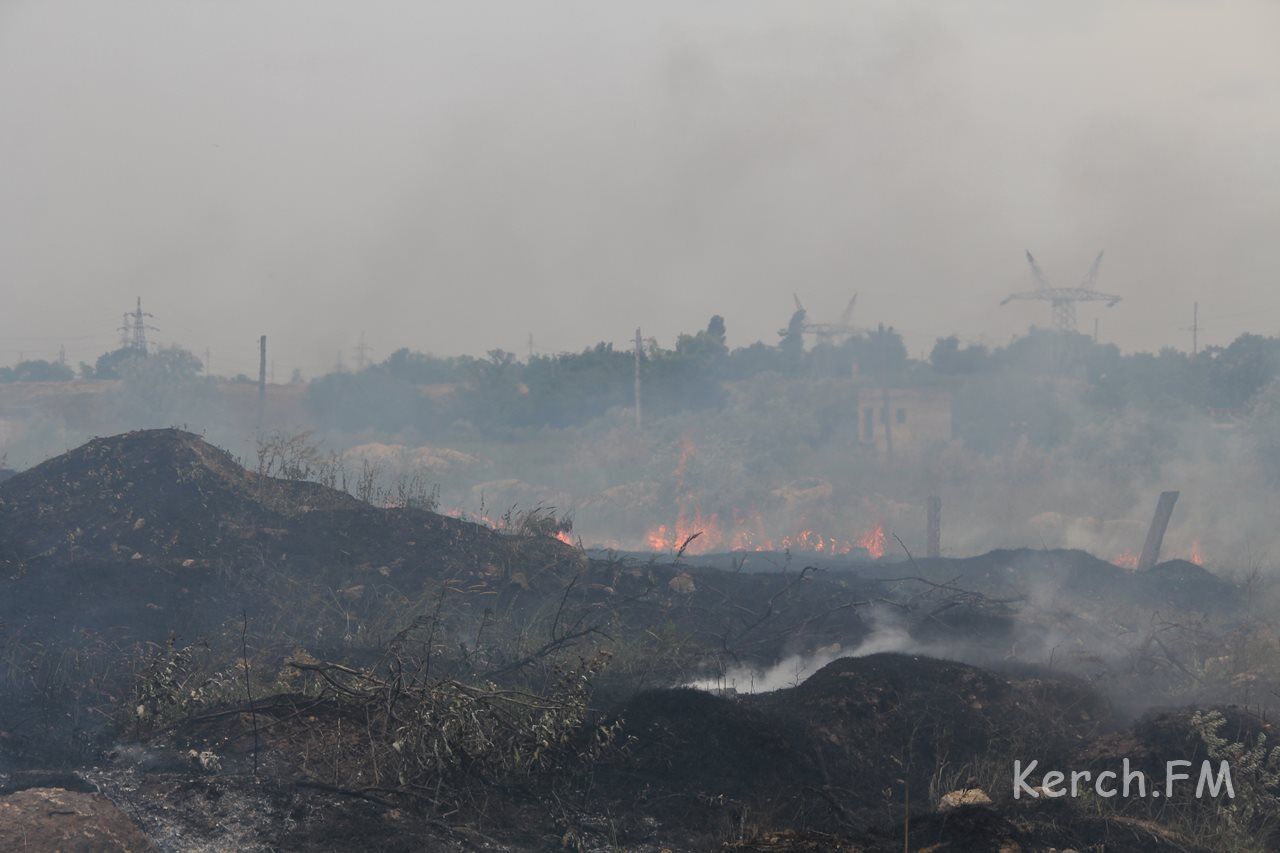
[[9, 6, 1280, 850], [2, 1, 1279, 377]]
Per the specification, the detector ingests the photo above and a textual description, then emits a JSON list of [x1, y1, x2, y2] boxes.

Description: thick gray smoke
[[1, 1, 1278, 374]]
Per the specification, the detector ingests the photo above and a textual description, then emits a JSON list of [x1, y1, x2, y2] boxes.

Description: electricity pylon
[[1000, 251, 1120, 333]]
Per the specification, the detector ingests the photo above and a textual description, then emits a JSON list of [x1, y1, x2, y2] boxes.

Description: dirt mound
[[0, 428, 502, 568], [0, 430, 586, 767], [612, 687, 818, 800], [889, 547, 1242, 616], [606, 653, 1108, 835], [781, 652, 1101, 740], [0, 429, 309, 563], [898, 548, 1129, 599], [0, 429, 577, 640], [1140, 559, 1242, 611], [765, 654, 1102, 808], [0, 787, 154, 852]]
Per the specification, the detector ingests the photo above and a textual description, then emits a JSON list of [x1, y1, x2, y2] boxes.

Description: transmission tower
[[353, 331, 373, 371], [792, 293, 862, 344], [999, 251, 1120, 333], [119, 297, 158, 353]]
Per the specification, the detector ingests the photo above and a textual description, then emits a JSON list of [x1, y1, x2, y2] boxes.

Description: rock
[[186, 749, 222, 772], [0, 787, 154, 851], [937, 787, 993, 812], [668, 572, 696, 594]]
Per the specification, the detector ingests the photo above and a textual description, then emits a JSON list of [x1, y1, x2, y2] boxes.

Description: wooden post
[[1137, 490, 1179, 570], [926, 495, 941, 558]]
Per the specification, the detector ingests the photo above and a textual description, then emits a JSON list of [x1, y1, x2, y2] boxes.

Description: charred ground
[[0, 430, 1272, 851]]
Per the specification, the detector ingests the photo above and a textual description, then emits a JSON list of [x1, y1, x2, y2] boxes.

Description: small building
[[855, 385, 953, 455]]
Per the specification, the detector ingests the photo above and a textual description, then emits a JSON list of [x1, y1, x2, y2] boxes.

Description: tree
[[929, 337, 989, 375], [92, 347, 145, 380], [1206, 334, 1280, 411], [380, 348, 464, 384], [674, 315, 729, 361], [0, 359, 74, 382], [114, 346, 215, 425]]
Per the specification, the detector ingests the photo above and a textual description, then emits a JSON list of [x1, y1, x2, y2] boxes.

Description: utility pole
[[528, 333, 535, 361], [878, 324, 893, 466], [1137, 490, 1180, 571], [633, 327, 643, 431], [257, 335, 267, 440], [1180, 302, 1200, 356], [58, 344, 66, 366], [926, 495, 941, 558]]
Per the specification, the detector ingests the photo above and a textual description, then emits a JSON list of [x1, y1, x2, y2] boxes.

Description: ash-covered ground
[[0, 430, 1273, 851]]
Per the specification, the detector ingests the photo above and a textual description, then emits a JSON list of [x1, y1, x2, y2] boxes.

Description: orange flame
[[553, 530, 575, 546], [643, 512, 884, 558], [640, 435, 887, 557], [857, 523, 886, 559], [1113, 550, 1138, 569], [1189, 540, 1203, 566]]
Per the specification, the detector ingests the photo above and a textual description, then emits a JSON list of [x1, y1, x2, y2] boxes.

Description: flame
[[639, 435, 887, 557], [444, 508, 498, 528], [857, 523, 886, 559], [643, 507, 883, 558], [1113, 550, 1138, 569], [553, 530, 575, 546], [644, 508, 725, 553], [1189, 539, 1203, 565]]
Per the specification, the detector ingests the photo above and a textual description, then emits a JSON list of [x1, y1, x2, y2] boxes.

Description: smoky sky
[[2, 1, 1278, 378]]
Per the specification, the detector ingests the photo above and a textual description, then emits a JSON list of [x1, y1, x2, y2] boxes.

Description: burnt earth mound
[[892, 547, 1241, 614], [1140, 558, 1242, 611], [772, 653, 1103, 784], [0, 429, 578, 641], [0, 428, 568, 575], [604, 653, 1108, 838]]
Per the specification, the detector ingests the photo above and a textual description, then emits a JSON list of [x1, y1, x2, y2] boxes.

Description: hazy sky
[[2, 1, 1278, 378]]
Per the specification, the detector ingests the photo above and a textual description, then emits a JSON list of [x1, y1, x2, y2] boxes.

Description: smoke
[[1, 2, 1278, 366], [688, 605, 949, 694]]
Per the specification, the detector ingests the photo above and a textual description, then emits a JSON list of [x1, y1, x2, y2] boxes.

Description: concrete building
[[855, 385, 953, 455]]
